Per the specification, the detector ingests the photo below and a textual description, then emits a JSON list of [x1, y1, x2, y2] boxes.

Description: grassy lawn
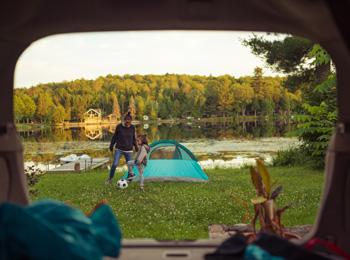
[[31, 166, 325, 239]]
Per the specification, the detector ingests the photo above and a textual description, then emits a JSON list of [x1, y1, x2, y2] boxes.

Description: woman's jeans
[[127, 160, 146, 187], [109, 149, 133, 179]]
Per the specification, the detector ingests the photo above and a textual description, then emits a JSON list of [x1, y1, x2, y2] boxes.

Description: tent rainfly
[[122, 140, 209, 182]]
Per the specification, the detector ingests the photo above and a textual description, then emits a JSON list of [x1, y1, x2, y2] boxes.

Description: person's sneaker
[[104, 178, 112, 185], [126, 173, 136, 180], [139, 187, 144, 191]]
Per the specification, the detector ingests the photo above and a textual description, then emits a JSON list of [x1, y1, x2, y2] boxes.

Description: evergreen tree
[[128, 96, 136, 119], [173, 99, 181, 118], [137, 98, 145, 120], [119, 94, 126, 115], [251, 67, 265, 99], [242, 34, 329, 93], [279, 91, 290, 115], [251, 97, 260, 116], [261, 98, 274, 116], [64, 98, 72, 122], [72, 96, 86, 122], [165, 96, 174, 116], [150, 106, 157, 120], [159, 102, 168, 119], [112, 97, 121, 121], [191, 109, 201, 119]]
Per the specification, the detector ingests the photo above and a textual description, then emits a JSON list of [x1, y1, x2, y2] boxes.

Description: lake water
[[20, 120, 300, 171]]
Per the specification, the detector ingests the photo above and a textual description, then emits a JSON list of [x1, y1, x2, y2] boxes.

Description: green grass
[[31, 166, 325, 239]]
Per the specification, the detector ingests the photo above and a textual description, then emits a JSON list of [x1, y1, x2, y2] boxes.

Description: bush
[[25, 165, 44, 197], [272, 147, 310, 167]]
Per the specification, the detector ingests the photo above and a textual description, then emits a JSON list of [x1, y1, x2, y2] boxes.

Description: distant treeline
[[21, 121, 294, 163], [14, 67, 300, 124]]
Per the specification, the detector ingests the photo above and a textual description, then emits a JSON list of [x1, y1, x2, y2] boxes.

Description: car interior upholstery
[[1, 0, 350, 259]]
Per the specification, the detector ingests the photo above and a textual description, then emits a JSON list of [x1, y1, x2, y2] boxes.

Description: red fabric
[[305, 238, 350, 260]]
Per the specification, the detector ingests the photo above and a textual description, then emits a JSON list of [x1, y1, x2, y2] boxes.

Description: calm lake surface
[[20, 120, 300, 171]]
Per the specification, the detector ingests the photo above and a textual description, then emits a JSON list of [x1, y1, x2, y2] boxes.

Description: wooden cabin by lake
[[84, 109, 102, 124]]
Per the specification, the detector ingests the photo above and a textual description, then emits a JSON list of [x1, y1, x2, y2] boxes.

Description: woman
[[105, 112, 138, 185]]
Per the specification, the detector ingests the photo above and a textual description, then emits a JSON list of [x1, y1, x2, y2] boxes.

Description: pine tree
[[137, 99, 145, 120], [261, 98, 274, 116], [279, 91, 290, 116], [119, 94, 126, 115], [113, 97, 121, 121], [150, 107, 157, 120], [72, 96, 86, 122], [128, 96, 136, 119], [252, 67, 265, 99], [64, 98, 72, 122], [173, 99, 181, 118], [242, 35, 315, 92], [159, 102, 168, 119], [251, 97, 260, 117]]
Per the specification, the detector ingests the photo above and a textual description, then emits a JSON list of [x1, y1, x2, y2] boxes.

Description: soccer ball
[[117, 179, 128, 189]]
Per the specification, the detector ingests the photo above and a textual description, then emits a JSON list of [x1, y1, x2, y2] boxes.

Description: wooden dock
[[46, 157, 110, 174]]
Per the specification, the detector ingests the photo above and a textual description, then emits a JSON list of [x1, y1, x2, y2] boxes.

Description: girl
[[126, 134, 150, 190]]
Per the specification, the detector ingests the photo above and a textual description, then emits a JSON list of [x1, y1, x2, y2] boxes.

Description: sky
[[14, 30, 284, 88]]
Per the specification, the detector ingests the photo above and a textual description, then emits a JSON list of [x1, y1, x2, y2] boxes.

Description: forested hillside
[[14, 67, 299, 124]]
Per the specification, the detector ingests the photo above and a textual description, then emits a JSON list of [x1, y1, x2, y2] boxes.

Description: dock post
[[74, 162, 80, 172]]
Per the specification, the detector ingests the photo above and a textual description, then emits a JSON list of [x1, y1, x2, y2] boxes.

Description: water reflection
[[85, 125, 102, 140], [20, 121, 298, 169]]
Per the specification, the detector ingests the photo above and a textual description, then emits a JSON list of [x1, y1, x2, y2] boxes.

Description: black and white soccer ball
[[117, 179, 128, 189]]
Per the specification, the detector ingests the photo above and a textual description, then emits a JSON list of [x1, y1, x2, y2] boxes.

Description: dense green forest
[[14, 67, 299, 124]]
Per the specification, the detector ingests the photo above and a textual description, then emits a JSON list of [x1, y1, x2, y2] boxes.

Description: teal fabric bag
[[244, 244, 287, 260], [0, 199, 122, 260]]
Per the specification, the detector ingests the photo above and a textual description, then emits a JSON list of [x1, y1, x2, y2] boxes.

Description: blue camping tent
[[123, 140, 209, 182]]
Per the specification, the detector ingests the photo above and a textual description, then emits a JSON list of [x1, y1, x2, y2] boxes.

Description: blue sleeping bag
[[0, 199, 122, 260]]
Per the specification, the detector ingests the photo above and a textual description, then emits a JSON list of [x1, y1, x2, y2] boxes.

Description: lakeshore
[[16, 115, 294, 132]]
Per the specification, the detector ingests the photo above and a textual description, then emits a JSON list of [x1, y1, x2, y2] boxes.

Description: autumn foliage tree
[[21, 94, 36, 123], [232, 82, 254, 116], [14, 73, 297, 124], [14, 95, 25, 123], [112, 97, 121, 121]]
